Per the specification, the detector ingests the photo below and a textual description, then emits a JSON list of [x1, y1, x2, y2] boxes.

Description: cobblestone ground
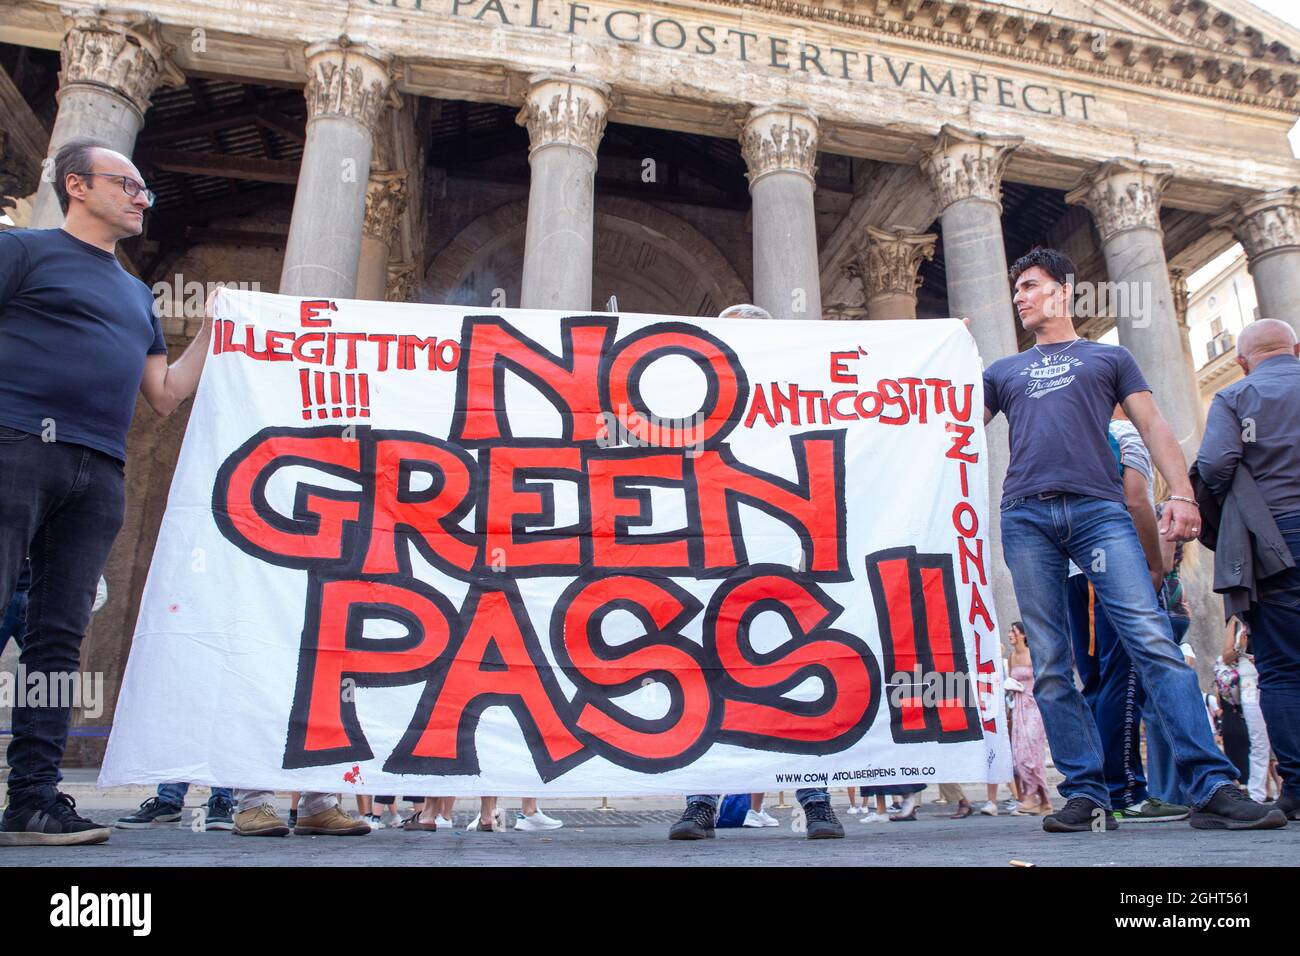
[[1, 773, 1294, 867]]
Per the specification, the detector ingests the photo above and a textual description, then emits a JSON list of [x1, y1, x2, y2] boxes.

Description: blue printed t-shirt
[[0, 228, 166, 461], [983, 339, 1151, 504]]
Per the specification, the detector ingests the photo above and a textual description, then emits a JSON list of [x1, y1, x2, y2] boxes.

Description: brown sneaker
[[233, 805, 290, 837], [293, 805, 372, 836]]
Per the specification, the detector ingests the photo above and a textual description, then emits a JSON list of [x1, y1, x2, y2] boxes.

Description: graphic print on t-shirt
[[1019, 351, 1084, 399]]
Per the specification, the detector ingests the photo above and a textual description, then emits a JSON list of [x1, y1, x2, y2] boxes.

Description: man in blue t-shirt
[[983, 247, 1284, 833], [0, 140, 213, 846]]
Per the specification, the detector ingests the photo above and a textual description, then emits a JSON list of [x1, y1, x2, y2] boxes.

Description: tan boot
[[233, 804, 290, 837], [293, 805, 372, 836]]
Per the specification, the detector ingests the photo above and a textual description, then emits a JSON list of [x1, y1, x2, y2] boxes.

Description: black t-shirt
[[0, 228, 166, 461], [983, 339, 1151, 504]]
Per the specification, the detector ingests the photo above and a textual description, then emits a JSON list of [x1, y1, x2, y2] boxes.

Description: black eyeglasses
[[76, 172, 156, 208]]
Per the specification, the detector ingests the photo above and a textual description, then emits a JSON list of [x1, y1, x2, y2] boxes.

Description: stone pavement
[[2, 771, 1294, 867]]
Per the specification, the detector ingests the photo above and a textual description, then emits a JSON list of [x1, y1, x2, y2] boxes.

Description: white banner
[[101, 289, 1010, 795]]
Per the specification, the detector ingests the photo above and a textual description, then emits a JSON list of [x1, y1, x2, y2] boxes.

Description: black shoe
[[803, 801, 845, 840], [1278, 793, 1300, 821], [1042, 797, 1117, 833], [287, 809, 298, 827], [205, 796, 235, 831], [1190, 785, 1288, 831], [115, 796, 183, 829], [668, 801, 715, 840], [0, 793, 111, 846]]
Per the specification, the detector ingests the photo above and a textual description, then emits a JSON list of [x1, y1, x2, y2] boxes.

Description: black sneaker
[[205, 796, 235, 831], [287, 809, 298, 827], [668, 801, 715, 840], [1190, 785, 1288, 831], [115, 796, 183, 829], [1043, 797, 1117, 833], [0, 793, 111, 846], [803, 801, 845, 840], [1278, 793, 1300, 821]]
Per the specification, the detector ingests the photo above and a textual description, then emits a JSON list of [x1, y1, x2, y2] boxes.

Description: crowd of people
[[0, 142, 1296, 847]]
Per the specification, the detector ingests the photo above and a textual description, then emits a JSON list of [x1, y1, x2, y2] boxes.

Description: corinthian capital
[[516, 73, 610, 161], [1066, 159, 1173, 243], [844, 226, 937, 301], [386, 262, 417, 303], [363, 171, 407, 248], [304, 39, 396, 131], [57, 11, 183, 115], [740, 105, 819, 187], [1210, 187, 1300, 263], [920, 125, 1022, 211]]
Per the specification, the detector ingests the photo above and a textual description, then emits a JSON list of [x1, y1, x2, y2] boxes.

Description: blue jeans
[[686, 789, 828, 812], [157, 783, 233, 808], [0, 429, 125, 808], [1000, 493, 1237, 810], [1065, 574, 1148, 808], [1244, 512, 1300, 800], [1145, 614, 1193, 805]]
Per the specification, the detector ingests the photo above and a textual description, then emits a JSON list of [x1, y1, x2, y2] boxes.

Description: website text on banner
[[100, 289, 1010, 796]]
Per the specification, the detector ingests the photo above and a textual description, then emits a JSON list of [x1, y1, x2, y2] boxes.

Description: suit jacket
[[1198, 464, 1296, 620]]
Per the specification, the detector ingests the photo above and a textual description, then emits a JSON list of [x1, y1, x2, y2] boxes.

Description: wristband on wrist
[[1164, 494, 1199, 508]]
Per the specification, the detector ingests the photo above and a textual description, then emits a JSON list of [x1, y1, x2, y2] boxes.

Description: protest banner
[[100, 289, 1011, 795]]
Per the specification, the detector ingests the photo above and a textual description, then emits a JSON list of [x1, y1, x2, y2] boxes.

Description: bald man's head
[[1237, 319, 1299, 374]]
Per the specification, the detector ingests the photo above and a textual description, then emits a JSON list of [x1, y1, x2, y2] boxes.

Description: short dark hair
[[1010, 621, 1026, 636], [1008, 247, 1076, 288], [53, 139, 110, 214]]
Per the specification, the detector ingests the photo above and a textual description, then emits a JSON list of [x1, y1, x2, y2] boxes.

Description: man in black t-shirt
[[0, 140, 212, 846], [984, 247, 1284, 834]]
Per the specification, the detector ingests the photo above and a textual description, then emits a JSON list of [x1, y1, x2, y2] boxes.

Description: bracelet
[[1164, 494, 1199, 508]]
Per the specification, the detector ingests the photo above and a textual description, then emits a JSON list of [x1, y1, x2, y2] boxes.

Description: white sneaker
[[434, 815, 453, 829], [979, 800, 998, 816], [742, 809, 767, 828], [861, 811, 889, 824], [515, 810, 563, 831], [363, 814, 385, 829], [846, 806, 862, 815], [1002, 800, 1019, 814], [756, 809, 779, 827]]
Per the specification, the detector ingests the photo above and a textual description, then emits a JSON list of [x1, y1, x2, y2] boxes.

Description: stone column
[[1211, 188, 1300, 340], [516, 73, 609, 311], [1066, 159, 1203, 453], [279, 39, 394, 299], [920, 124, 1023, 630], [356, 170, 406, 300], [843, 226, 936, 320], [1168, 267, 1198, 378], [740, 105, 822, 320], [29, 13, 181, 228]]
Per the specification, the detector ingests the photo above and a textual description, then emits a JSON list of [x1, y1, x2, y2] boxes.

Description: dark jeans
[[0, 590, 26, 653], [1244, 512, 1300, 799], [1065, 574, 1148, 808], [0, 427, 125, 808]]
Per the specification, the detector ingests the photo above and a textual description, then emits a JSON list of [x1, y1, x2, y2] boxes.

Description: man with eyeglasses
[[0, 139, 212, 846]]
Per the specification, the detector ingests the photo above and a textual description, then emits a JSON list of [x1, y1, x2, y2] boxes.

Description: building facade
[[3, 0, 1300, 763]]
